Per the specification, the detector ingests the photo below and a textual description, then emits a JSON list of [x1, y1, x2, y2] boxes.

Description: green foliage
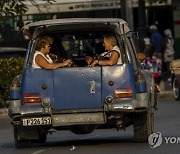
[[0, 0, 55, 19], [0, 0, 27, 18], [0, 57, 24, 107]]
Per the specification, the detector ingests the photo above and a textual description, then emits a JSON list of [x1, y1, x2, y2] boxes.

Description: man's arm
[[90, 51, 119, 67]]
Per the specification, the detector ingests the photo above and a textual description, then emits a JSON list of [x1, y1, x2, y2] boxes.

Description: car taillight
[[135, 70, 147, 93], [114, 88, 132, 98], [24, 93, 41, 103]]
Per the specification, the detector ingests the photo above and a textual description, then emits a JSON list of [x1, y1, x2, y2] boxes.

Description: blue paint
[[53, 67, 101, 109], [102, 64, 136, 99], [10, 89, 20, 100], [20, 64, 136, 109], [136, 82, 147, 93], [21, 69, 54, 106]]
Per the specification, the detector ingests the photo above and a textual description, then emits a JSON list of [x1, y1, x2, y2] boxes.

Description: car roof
[[24, 18, 127, 28], [23, 18, 131, 39]]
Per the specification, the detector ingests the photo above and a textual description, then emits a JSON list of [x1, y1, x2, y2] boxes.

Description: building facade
[[0, 0, 176, 55]]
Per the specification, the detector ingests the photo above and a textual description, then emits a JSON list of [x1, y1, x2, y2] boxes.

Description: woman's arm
[[35, 55, 71, 69]]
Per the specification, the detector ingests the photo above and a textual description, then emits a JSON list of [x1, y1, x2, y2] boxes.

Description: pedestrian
[[149, 25, 163, 60], [163, 29, 174, 77], [144, 46, 161, 92]]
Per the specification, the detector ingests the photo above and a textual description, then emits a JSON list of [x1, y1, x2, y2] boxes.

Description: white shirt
[[100, 45, 122, 64], [32, 51, 53, 68], [164, 38, 174, 62]]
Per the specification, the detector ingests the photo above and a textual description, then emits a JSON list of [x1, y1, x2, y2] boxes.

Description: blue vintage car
[[8, 18, 156, 148]]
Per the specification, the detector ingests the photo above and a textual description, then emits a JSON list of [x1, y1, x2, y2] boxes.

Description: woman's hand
[[89, 60, 98, 67], [86, 56, 93, 65], [63, 59, 72, 67]]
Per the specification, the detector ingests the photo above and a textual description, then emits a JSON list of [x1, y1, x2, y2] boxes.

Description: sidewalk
[[158, 78, 173, 98], [0, 107, 8, 115], [158, 90, 173, 98]]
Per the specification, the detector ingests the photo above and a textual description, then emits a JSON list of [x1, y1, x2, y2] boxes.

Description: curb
[[157, 90, 173, 99], [0, 108, 8, 116]]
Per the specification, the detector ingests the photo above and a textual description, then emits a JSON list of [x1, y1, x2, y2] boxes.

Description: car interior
[[32, 31, 122, 67]]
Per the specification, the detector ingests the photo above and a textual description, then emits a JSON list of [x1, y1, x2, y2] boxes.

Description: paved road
[[0, 98, 180, 154]]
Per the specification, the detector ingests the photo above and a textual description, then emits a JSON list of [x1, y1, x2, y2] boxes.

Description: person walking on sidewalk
[[149, 25, 163, 60], [163, 29, 174, 78], [144, 47, 162, 92]]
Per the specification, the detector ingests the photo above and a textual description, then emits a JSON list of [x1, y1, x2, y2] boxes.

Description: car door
[[53, 67, 102, 110]]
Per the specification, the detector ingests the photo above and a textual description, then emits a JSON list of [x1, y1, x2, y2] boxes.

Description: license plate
[[22, 117, 51, 126]]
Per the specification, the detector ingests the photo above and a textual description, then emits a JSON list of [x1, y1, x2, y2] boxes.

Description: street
[[0, 98, 180, 154]]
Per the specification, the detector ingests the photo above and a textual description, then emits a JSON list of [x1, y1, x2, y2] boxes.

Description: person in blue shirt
[[144, 48, 162, 92], [149, 25, 163, 60]]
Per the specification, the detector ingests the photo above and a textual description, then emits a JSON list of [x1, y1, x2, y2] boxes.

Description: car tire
[[133, 109, 154, 142], [14, 125, 32, 148], [173, 77, 180, 101]]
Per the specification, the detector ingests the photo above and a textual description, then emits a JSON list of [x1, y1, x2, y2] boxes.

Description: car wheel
[[14, 125, 32, 148], [173, 77, 180, 101], [133, 109, 154, 142]]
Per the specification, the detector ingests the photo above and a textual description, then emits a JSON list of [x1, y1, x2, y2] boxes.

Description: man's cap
[[164, 29, 172, 37], [149, 25, 157, 30]]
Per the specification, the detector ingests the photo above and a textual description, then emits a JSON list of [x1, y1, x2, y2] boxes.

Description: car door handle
[[90, 80, 95, 93]]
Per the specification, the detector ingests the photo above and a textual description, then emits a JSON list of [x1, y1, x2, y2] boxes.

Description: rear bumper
[[9, 101, 105, 126], [105, 93, 149, 112], [8, 100, 50, 118], [8, 92, 149, 126]]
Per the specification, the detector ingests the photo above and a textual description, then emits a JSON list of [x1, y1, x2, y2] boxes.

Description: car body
[[0, 47, 26, 58], [8, 18, 156, 148], [170, 59, 180, 100]]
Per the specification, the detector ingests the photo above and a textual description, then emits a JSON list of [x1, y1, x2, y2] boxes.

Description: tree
[[0, 0, 55, 19]]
